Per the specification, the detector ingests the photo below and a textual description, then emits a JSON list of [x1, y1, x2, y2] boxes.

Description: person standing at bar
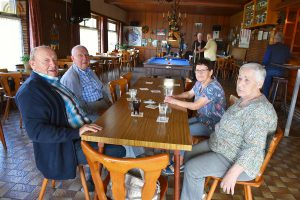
[[262, 32, 290, 98], [200, 33, 217, 67], [192, 33, 206, 80]]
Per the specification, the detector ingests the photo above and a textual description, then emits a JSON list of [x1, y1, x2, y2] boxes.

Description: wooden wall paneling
[[127, 11, 230, 62]]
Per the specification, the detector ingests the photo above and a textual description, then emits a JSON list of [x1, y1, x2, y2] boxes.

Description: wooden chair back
[[121, 51, 131, 63], [81, 141, 169, 200], [206, 127, 284, 200], [184, 77, 194, 92], [120, 72, 133, 88], [108, 78, 128, 103], [229, 94, 239, 106], [57, 60, 73, 69], [0, 72, 22, 97]]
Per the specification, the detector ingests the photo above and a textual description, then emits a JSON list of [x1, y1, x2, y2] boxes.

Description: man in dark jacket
[[192, 33, 206, 80], [16, 46, 125, 181], [262, 32, 291, 97]]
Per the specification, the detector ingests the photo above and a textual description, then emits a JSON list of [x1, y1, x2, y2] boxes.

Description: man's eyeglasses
[[195, 69, 209, 73]]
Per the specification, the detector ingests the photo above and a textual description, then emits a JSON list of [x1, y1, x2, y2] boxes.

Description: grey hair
[[71, 45, 88, 56], [30, 45, 52, 61], [240, 63, 266, 85], [274, 32, 284, 43]]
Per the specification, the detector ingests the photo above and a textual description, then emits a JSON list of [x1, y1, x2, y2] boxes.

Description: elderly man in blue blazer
[[16, 46, 125, 187]]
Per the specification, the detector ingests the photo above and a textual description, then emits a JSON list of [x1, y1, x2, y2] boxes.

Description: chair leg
[[79, 165, 91, 200], [51, 180, 55, 188], [206, 179, 219, 200], [19, 112, 22, 128], [0, 122, 7, 149], [284, 82, 288, 116], [244, 185, 253, 200], [3, 98, 10, 122], [272, 83, 279, 104], [38, 178, 49, 200]]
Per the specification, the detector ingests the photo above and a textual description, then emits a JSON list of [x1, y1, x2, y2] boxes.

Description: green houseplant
[[21, 54, 31, 69]]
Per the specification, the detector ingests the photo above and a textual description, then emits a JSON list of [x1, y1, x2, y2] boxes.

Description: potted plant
[[21, 54, 31, 70]]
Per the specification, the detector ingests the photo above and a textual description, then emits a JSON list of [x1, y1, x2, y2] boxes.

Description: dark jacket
[[192, 39, 206, 60], [16, 72, 80, 180], [262, 42, 290, 67]]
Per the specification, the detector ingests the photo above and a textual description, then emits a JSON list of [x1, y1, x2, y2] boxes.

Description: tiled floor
[[0, 66, 300, 199]]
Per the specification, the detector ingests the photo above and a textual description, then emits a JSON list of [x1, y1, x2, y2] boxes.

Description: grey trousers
[[180, 140, 252, 200]]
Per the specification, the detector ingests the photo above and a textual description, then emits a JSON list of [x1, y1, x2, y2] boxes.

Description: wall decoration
[[239, 29, 251, 48], [50, 24, 59, 50], [258, 31, 263, 40], [141, 39, 147, 46], [152, 39, 158, 47], [123, 26, 142, 46], [156, 29, 167, 36], [142, 25, 149, 34]]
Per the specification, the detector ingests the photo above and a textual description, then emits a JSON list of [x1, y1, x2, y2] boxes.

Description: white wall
[[91, 0, 127, 23]]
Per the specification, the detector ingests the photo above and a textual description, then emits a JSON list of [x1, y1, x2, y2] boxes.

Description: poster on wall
[[123, 26, 142, 46], [239, 29, 251, 48]]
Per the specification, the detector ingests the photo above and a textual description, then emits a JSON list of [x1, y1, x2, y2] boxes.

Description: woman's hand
[[79, 124, 103, 136], [164, 96, 175, 104], [220, 164, 244, 195]]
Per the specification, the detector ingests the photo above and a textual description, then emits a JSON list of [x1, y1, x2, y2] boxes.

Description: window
[[0, 1, 23, 70], [107, 20, 118, 52], [80, 17, 99, 55]]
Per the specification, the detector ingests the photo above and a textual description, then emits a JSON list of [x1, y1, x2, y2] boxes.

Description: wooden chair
[[57, 60, 73, 69], [205, 127, 284, 200], [0, 121, 6, 149], [120, 72, 133, 88], [38, 165, 90, 200], [215, 58, 228, 79], [229, 94, 239, 107], [120, 51, 131, 72], [81, 141, 169, 200], [108, 78, 128, 103], [0, 72, 22, 128]]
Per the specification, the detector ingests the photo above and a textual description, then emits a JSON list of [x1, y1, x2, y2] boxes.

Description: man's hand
[[220, 164, 244, 195], [79, 124, 103, 136]]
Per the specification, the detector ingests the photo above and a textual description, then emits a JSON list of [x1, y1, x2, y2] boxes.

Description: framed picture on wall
[[156, 29, 167, 36], [123, 26, 142, 46]]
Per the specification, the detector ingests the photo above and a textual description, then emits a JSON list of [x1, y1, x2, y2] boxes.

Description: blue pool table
[[143, 57, 192, 77]]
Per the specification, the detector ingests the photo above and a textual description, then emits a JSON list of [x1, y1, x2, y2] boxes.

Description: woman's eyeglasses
[[195, 69, 209, 73]]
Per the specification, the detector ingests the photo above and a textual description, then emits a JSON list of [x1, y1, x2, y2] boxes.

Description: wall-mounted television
[[70, 0, 90, 23]]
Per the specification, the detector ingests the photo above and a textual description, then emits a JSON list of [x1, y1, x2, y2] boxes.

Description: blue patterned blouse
[[192, 79, 226, 130]]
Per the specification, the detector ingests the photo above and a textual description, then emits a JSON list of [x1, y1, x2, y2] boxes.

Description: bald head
[[29, 46, 58, 77], [71, 45, 90, 70], [197, 33, 203, 42]]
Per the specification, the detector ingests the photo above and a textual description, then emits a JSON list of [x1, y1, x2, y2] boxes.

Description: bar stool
[[269, 76, 288, 115]]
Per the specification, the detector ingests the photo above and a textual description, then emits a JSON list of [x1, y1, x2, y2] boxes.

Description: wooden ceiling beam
[[104, 0, 242, 9]]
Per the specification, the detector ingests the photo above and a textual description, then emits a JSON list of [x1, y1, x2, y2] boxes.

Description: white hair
[[274, 32, 284, 43], [71, 45, 88, 56], [240, 63, 266, 85]]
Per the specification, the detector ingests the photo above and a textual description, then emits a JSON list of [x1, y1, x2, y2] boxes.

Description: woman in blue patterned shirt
[[165, 59, 226, 136], [163, 59, 226, 174]]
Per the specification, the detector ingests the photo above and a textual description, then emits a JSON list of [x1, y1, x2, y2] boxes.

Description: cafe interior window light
[[0, 1, 24, 70], [80, 17, 99, 55], [108, 20, 118, 52]]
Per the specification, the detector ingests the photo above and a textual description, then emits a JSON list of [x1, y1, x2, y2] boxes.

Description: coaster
[[151, 90, 161, 93], [131, 112, 144, 117], [145, 81, 153, 84], [144, 99, 156, 104], [139, 88, 149, 91], [156, 117, 169, 123], [145, 104, 158, 109]]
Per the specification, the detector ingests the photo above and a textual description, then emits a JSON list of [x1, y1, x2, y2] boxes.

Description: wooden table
[[81, 77, 192, 200], [272, 63, 300, 136]]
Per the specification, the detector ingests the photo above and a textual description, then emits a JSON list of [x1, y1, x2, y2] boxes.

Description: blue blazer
[[16, 72, 80, 180], [262, 42, 290, 67]]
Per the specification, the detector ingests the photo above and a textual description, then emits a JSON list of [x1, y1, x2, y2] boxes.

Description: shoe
[[162, 162, 184, 176]]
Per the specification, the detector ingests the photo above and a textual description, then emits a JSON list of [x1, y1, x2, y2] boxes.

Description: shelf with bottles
[[243, 1, 255, 28], [242, 0, 280, 29]]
